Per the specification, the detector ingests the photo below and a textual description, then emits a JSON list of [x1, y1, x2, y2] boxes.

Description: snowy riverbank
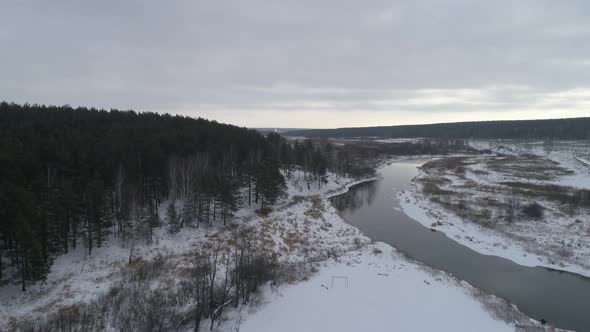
[[232, 242, 529, 332], [399, 187, 590, 278], [0, 167, 551, 331], [397, 151, 590, 278], [219, 167, 549, 331]]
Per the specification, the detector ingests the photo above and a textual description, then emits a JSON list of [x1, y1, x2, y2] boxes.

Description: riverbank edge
[[396, 159, 590, 279], [323, 159, 551, 331]]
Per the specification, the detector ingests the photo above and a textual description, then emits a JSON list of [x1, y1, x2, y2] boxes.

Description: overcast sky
[[1, 1, 589, 128]]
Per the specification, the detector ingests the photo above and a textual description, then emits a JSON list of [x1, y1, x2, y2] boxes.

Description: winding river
[[331, 159, 590, 331]]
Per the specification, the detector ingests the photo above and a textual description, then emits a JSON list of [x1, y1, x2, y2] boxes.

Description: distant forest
[[284, 117, 590, 139], [0, 102, 356, 291]]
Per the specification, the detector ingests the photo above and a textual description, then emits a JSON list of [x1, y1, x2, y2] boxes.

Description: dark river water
[[331, 160, 590, 332]]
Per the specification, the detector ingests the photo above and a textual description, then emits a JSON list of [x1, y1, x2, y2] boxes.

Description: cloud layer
[[1, 0, 589, 127]]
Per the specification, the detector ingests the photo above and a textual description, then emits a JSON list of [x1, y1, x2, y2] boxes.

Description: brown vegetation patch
[[421, 182, 456, 196], [304, 196, 326, 220], [288, 195, 307, 207], [282, 231, 306, 252], [421, 157, 472, 176], [419, 154, 588, 229], [486, 154, 572, 180], [501, 182, 590, 207]]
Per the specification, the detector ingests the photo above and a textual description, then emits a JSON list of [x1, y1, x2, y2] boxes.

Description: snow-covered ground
[[1, 165, 549, 331], [284, 169, 379, 199], [373, 137, 424, 144], [400, 187, 590, 277], [0, 171, 371, 329], [575, 157, 590, 168], [469, 139, 590, 189], [230, 242, 535, 332], [0, 214, 216, 327], [399, 143, 590, 278]]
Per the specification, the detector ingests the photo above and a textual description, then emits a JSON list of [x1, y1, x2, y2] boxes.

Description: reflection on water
[[332, 180, 378, 212], [331, 160, 590, 332]]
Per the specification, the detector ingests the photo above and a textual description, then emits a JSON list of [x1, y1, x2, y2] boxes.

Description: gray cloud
[[1, 0, 589, 127]]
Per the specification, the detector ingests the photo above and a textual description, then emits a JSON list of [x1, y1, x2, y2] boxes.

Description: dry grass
[[420, 181, 456, 197], [414, 153, 590, 276], [304, 196, 326, 220], [288, 195, 307, 206], [501, 181, 590, 208], [421, 157, 472, 177], [282, 231, 306, 252], [418, 154, 589, 228], [486, 154, 572, 181]]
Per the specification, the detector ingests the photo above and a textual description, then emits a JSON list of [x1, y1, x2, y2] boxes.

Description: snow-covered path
[[238, 243, 517, 332]]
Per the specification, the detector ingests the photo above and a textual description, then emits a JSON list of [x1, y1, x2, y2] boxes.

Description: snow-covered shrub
[[557, 247, 574, 259], [353, 237, 364, 249]]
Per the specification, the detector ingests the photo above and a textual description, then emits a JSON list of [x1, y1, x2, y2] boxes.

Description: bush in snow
[[522, 203, 544, 220]]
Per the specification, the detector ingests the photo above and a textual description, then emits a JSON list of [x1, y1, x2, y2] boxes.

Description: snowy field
[[399, 141, 590, 277], [373, 138, 424, 144], [231, 242, 536, 332], [1, 165, 552, 331], [470, 139, 590, 189]]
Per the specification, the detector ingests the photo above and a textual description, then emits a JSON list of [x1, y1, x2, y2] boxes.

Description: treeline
[[0, 102, 289, 291], [275, 137, 474, 192], [284, 117, 590, 140], [0, 102, 376, 292], [278, 137, 357, 190]]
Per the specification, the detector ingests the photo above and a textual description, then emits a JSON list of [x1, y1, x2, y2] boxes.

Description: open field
[[400, 145, 590, 276]]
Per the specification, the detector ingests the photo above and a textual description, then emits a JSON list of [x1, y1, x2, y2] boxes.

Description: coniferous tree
[[0, 102, 289, 288], [255, 159, 287, 210]]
